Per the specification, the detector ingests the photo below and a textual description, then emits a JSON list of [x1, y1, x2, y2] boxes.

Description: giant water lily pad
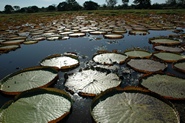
[[124, 49, 152, 58], [40, 53, 79, 70], [93, 52, 128, 65], [1, 40, 25, 45], [91, 87, 180, 123], [140, 74, 185, 99], [154, 46, 183, 53], [149, 38, 180, 46], [127, 59, 167, 73], [0, 66, 58, 95], [65, 69, 121, 96], [0, 88, 72, 123], [103, 34, 123, 39], [173, 59, 185, 73], [129, 30, 149, 35], [153, 52, 185, 63], [0, 45, 20, 52], [69, 32, 86, 37]]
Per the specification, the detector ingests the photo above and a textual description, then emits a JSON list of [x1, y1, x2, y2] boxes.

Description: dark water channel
[[0, 30, 185, 123]]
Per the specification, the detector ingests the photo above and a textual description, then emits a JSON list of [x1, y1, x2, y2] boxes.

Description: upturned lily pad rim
[[172, 59, 185, 73], [92, 51, 128, 65], [65, 67, 121, 97], [0, 45, 20, 51], [103, 33, 124, 39], [152, 51, 185, 63], [154, 45, 184, 53], [139, 72, 185, 100], [0, 66, 59, 95], [124, 49, 152, 59], [1, 88, 72, 123], [40, 53, 79, 71], [129, 30, 149, 35], [149, 37, 181, 46], [91, 86, 180, 121], [126, 58, 167, 73]]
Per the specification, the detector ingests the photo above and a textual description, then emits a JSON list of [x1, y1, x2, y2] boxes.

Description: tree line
[[2, 0, 185, 14]]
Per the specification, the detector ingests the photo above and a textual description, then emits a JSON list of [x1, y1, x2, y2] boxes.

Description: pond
[[0, 18, 185, 122]]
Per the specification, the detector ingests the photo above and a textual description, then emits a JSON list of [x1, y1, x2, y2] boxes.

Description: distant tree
[[57, 0, 81, 11], [122, 0, 129, 5], [176, 0, 185, 8], [4, 5, 14, 13], [66, 0, 82, 10], [133, 0, 151, 9], [66, 0, 76, 5], [47, 5, 56, 11], [13, 6, 20, 11], [83, 1, 99, 10], [31, 6, 39, 12], [57, 2, 69, 11], [106, 0, 117, 8], [18, 7, 27, 13], [177, 0, 185, 4], [166, 0, 177, 6], [151, 3, 162, 9]]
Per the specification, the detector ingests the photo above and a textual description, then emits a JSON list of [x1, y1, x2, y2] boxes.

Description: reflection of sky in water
[[0, 29, 184, 122]]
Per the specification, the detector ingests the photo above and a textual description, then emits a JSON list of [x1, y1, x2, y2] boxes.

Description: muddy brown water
[[0, 30, 185, 123]]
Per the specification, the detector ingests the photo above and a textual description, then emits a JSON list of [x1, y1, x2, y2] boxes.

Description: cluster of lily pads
[[0, 14, 185, 122]]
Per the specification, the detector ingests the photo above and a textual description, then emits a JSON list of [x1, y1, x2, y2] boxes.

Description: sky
[[0, 0, 166, 11]]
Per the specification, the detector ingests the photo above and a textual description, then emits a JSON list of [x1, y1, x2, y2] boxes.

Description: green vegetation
[[1, 0, 185, 14]]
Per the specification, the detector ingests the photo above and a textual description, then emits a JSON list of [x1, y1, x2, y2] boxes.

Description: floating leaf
[[149, 38, 180, 46], [103, 34, 123, 39], [89, 31, 107, 35], [127, 59, 167, 73], [23, 40, 38, 45], [124, 49, 152, 58], [93, 52, 128, 65], [65, 69, 121, 96], [140, 74, 185, 99], [0, 45, 20, 51], [40, 53, 79, 70], [69, 32, 86, 37], [173, 59, 185, 73], [153, 52, 185, 63], [154, 46, 183, 53], [0, 66, 58, 95], [1, 40, 25, 45], [129, 30, 149, 35], [91, 87, 180, 123], [1, 88, 72, 123]]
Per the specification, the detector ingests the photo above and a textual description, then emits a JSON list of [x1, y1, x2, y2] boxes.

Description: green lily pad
[[103, 34, 123, 39], [140, 74, 185, 99], [0, 66, 58, 95], [1, 88, 72, 123], [127, 59, 167, 73], [153, 52, 185, 63], [124, 49, 152, 58], [129, 30, 149, 35], [173, 59, 185, 73], [89, 31, 107, 35], [1, 40, 25, 45], [91, 87, 180, 123], [149, 38, 180, 46], [69, 33, 86, 37], [65, 69, 121, 96], [23, 40, 38, 45], [40, 53, 79, 70], [93, 52, 128, 65], [0, 45, 20, 51], [154, 46, 183, 53]]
